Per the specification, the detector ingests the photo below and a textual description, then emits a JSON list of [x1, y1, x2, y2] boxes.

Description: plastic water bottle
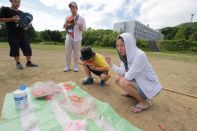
[[13, 85, 28, 110]]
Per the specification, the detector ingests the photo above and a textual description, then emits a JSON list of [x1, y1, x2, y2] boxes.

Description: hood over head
[[118, 33, 138, 65]]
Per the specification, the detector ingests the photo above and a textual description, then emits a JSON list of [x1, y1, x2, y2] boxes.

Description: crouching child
[[79, 46, 110, 87]]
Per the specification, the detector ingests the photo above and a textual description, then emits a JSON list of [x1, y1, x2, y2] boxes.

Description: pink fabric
[[66, 120, 87, 131]]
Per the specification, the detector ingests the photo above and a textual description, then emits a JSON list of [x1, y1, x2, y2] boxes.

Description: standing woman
[[63, 1, 86, 72], [106, 33, 162, 113]]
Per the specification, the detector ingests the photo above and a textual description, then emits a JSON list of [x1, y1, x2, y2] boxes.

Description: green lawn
[[1, 42, 196, 63], [147, 52, 197, 63]]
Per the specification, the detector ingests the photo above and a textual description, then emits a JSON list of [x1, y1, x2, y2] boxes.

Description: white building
[[114, 20, 164, 40]]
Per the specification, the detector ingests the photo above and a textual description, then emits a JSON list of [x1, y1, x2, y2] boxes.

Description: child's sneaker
[[99, 80, 105, 87], [16, 64, 23, 70], [82, 77, 94, 85]]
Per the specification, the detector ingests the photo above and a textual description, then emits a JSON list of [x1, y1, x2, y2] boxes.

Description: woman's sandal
[[130, 105, 149, 113], [120, 91, 130, 97]]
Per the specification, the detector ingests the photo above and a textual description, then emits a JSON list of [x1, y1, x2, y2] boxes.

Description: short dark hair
[[80, 46, 95, 61], [116, 35, 124, 43]]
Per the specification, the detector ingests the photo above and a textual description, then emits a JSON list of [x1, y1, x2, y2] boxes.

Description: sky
[[1, 0, 197, 31]]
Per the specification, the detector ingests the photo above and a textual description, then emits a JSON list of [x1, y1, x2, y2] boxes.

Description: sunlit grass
[[147, 52, 197, 63], [0, 42, 196, 63]]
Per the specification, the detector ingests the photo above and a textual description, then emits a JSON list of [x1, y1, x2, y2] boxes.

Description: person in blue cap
[[0, 0, 38, 70]]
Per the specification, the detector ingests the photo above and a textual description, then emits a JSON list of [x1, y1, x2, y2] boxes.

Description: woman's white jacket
[[112, 33, 162, 99]]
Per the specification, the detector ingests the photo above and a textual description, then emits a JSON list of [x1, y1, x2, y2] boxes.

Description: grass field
[[0, 42, 197, 130], [1, 42, 196, 62]]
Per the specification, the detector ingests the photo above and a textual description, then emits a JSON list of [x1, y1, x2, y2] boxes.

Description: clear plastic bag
[[31, 81, 63, 98], [55, 92, 97, 119]]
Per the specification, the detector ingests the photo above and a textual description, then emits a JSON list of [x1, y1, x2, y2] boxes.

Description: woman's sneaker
[[16, 64, 24, 70], [82, 77, 94, 85]]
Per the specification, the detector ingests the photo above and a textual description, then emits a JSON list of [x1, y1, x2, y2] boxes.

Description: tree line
[[160, 22, 197, 41], [0, 22, 196, 52], [0, 23, 66, 43], [0, 23, 119, 47], [1, 22, 197, 43]]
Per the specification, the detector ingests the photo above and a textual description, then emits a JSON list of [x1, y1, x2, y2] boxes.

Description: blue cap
[[19, 85, 26, 90]]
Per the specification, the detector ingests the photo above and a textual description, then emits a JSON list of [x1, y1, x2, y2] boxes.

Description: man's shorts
[[8, 37, 32, 57]]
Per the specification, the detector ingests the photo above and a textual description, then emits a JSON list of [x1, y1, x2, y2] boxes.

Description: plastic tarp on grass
[[0, 82, 141, 131]]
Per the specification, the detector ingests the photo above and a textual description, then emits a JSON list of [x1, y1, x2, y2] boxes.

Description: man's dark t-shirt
[[0, 6, 25, 39]]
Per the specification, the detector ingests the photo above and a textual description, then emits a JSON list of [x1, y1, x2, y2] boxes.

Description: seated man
[[79, 46, 110, 87]]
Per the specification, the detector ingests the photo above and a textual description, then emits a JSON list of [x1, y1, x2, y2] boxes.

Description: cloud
[[38, 0, 197, 30], [39, 0, 67, 10], [31, 10, 65, 31], [0, 1, 9, 6], [1, 0, 66, 31], [135, 0, 197, 29], [38, 0, 126, 29], [1, 0, 197, 31]]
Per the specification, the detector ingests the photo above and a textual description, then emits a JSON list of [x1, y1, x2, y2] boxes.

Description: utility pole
[[187, 13, 195, 40], [190, 13, 195, 23]]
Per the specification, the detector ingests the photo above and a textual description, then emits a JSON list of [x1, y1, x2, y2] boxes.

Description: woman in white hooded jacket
[[106, 33, 162, 113]]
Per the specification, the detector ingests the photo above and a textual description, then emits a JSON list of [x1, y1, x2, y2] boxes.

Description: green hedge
[[136, 40, 150, 51], [158, 40, 197, 52], [190, 41, 197, 51], [136, 40, 197, 52]]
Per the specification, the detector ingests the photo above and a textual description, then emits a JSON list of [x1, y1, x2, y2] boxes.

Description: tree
[[174, 27, 187, 40], [26, 25, 39, 42], [160, 22, 197, 40], [82, 29, 97, 46], [40, 30, 51, 41], [0, 22, 7, 41], [161, 27, 178, 40], [82, 29, 119, 47], [189, 31, 197, 41], [39, 30, 64, 43]]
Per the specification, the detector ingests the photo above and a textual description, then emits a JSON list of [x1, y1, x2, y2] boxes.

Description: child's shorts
[[87, 65, 108, 76]]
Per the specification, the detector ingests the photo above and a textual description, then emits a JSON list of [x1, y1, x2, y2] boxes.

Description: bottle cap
[[19, 85, 26, 90]]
